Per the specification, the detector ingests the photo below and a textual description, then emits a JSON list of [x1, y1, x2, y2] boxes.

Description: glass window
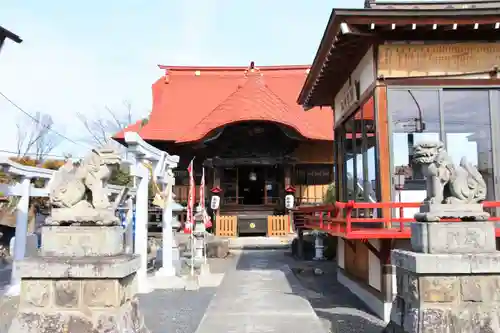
[[339, 97, 379, 203], [443, 89, 495, 204], [362, 97, 378, 202], [389, 89, 440, 191], [344, 118, 356, 201], [334, 127, 345, 202]]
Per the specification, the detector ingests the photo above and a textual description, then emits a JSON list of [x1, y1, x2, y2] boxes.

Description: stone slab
[[199, 263, 211, 276], [415, 203, 489, 222], [227, 236, 293, 249], [41, 226, 124, 257], [392, 249, 500, 274], [411, 222, 496, 254], [196, 314, 327, 333], [16, 254, 140, 278], [195, 250, 326, 333], [184, 275, 199, 291]]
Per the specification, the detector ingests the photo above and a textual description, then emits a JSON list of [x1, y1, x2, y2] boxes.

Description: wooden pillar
[[336, 135, 345, 202], [374, 85, 391, 224], [380, 239, 395, 303], [284, 165, 291, 187], [283, 165, 292, 206], [213, 167, 221, 187]]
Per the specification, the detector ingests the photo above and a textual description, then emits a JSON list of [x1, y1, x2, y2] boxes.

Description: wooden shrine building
[[296, 0, 500, 322], [116, 64, 334, 235]]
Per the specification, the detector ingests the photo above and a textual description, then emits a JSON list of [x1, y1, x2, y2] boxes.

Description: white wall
[[367, 239, 381, 291], [334, 46, 375, 124], [393, 190, 426, 218], [337, 237, 345, 269]]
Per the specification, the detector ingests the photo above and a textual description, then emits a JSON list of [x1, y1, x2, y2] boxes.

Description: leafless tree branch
[[15, 112, 61, 160], [76, 100, 139, 149]]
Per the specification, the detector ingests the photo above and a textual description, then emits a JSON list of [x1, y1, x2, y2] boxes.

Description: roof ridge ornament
[[244, 61, 262, 77]]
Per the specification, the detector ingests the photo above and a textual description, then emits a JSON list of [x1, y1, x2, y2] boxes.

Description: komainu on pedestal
[[46, 145, 122, 226], [383, 141, 500, 333], [412, 141, 490, 222], [9, 146, 150, 333]]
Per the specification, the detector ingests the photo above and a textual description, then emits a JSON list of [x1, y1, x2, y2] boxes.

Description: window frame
[[387, 86, 500, 201]]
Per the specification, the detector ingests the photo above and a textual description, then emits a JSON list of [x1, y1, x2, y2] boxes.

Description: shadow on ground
[[139, 254, 239, 333], [235, 250, 385, 333]]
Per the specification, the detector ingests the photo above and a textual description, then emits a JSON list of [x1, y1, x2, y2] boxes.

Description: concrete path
[[195, 250, 328, 333]]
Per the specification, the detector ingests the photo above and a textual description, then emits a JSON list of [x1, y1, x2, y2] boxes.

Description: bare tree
[[77, 100, 137, 148], [15, 112, 61, 160]]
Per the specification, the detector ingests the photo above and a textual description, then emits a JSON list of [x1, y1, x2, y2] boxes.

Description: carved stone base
[[47, 206, 119, 226], [411, 222, 497, 254], [414, 203, 490, 222], [387, 250, 500, 333], [9, 279, 148, 333], [10, 292, 148, 333], [41, 226, 124, 257], [9, 226, 150, 333]]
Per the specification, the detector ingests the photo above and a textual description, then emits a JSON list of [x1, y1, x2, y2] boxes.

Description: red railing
[[293, 201, 500, 239]]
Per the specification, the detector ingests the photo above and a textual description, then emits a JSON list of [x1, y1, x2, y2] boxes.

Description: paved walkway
[[195, 250, 327, 333]]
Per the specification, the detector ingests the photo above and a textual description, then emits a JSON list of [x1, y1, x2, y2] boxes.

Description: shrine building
[[296, 0, 500, 322], [116, 63, 334, 236]]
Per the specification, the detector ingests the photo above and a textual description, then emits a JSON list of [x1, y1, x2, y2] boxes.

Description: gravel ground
[[140, 254, 239, 333], [285, 255, 386, 333], [139, 288, 217, 333]]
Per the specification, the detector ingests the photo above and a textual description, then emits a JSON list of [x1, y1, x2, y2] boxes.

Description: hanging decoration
[[184, 158, 195, 234], [199, 167, 212, 229]]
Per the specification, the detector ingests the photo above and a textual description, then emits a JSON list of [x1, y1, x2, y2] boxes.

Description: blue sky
[[0, 0, 360, 158]]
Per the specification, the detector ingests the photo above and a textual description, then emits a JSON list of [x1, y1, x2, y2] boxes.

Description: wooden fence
[[215, 215, 238, 237], [267, 215, 290, 237]]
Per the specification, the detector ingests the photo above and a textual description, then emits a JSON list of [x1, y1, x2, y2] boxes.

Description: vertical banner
[[184, 158, 195, 234], [199, 167, 212, 229]]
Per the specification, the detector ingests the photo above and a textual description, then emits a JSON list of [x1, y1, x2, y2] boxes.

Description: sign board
[[339, 85, 358, 116], [378, 43, 500, 78]]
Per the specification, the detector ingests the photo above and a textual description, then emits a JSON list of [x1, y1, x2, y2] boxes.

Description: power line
[[0, 90, 90, 148], [0, 149, 84, 160]]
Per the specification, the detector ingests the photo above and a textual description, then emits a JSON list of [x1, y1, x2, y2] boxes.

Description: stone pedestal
[[410, 221, 496, 254], [385, 222, 500, 333], [414, 203, 490, 222], [200, 262, 211, 276], [9, 226, 150, 333]]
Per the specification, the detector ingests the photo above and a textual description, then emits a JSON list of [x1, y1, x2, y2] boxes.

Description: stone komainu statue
[[412, 141, 487, 205], [47, 145, 122, 225]]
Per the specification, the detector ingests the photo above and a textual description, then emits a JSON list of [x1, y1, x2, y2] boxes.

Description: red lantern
[[210, 186, 222, 194]]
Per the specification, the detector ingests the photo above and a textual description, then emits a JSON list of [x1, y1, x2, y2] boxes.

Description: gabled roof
[[115, 64, 333, 143], [298, 7, 500, 108]]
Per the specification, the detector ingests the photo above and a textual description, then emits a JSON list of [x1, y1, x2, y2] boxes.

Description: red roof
[[116, 64, 333, 143]]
